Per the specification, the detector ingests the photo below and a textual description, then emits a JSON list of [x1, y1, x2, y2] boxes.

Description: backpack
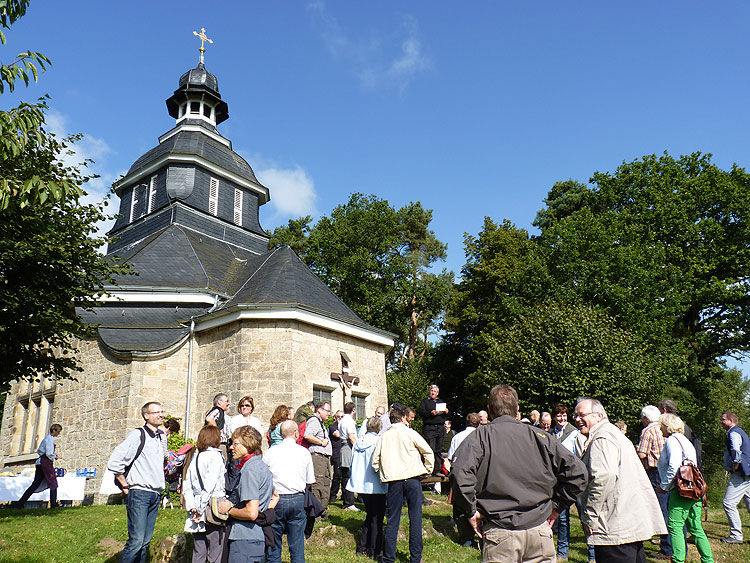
[[297, 416, 318, 449], [674, 435, 708, 517]]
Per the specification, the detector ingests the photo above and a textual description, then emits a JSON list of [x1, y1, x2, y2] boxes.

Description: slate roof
[[219, 246, 374, 330], [126, 129, 259, 184], [107, 224, 264, 295], [76, 304, 207, 353], [93, 226, 387, 353], [179, 63, 220, 93]]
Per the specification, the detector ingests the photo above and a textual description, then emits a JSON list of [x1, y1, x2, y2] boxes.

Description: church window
[[203, 104, 212, 118], [352, 393, 367, 417], [233, 188, 243, 226], [209, 178, 219, 215], [312, 386, 332, 407], [9, 378, 56, 458], [178, 104, 185, 117], [147, 175, 157, 214], [190, 101, 200, 114]]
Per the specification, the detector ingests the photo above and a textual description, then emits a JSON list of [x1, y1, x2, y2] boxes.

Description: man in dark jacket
[[418, 384, 449, 475], [451, 385, 587, 563]]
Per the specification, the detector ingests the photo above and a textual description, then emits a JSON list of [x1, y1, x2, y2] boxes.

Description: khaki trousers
[[481, 520, 556, 563], [310, 452, 332, 510]]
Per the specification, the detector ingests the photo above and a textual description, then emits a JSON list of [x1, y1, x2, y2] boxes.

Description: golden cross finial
[[193, 27, 213, 63]]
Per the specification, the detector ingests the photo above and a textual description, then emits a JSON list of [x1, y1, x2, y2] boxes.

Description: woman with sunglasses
[[229, 396, 263, 436]]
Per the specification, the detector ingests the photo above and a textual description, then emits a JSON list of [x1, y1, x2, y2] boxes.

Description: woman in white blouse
[[656, 413, 713, 563], [228, 396, 263, 435], [183, 425, 227, 563]]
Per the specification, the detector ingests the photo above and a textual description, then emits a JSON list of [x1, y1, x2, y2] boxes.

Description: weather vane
[[193, 27, 213, 64]]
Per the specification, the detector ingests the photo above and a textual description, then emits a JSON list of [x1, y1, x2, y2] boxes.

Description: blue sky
[[5, 1, 749, 371]]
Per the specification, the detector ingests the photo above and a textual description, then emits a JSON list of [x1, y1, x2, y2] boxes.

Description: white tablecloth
[[0, 475, 87, 502]]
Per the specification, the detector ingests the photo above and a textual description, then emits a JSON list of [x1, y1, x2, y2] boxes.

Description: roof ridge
[[111, 224, 172, 261], [180, 226, 211, 289], [228, 245, 283, 301]]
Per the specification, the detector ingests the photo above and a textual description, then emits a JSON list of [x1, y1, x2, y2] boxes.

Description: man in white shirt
[[338, 401, 358, 510], [448, 413, 480, 463], [447, 413, 480, 547], [264, 420, 315, 563]]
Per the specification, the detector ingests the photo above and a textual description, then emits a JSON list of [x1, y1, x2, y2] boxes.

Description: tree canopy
[[442, 152, 750, 449]]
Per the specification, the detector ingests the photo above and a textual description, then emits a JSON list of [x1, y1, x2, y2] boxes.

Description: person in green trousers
[[656, 413, 713, 563]]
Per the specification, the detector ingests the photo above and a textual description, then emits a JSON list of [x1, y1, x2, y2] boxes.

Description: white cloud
[[308, 3, 432, 94], [256, 165, 318, 218], [44, 111, 120, 242]]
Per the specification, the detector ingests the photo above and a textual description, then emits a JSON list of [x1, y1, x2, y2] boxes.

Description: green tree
[[532, 179, 592, 230], [0, 129, 127, 389], [444, 218, 548, 377], [540, 152, 750, 366], [270, 194, 453, 362], [466, 302, 683, 423], [267, 215, 312, 254]]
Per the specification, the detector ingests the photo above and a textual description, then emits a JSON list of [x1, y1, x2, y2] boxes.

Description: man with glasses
[[304, 401, 333, 512], [575, 398, 666, 562], [107, 401, 166, 563]]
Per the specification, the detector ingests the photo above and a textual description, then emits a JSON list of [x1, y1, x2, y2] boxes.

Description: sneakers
[[344, 505, 360, 511], [721, 537, 743, 544]]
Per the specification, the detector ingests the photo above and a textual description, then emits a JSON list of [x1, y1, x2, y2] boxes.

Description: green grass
[[1, 489, 749, 562]]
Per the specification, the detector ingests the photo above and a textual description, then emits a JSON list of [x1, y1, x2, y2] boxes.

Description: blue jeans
[[556, 508, 570, 558], [267, 492, 306, 563], [120, 488, 160, 563], [383, 477, 423, 563], [648, 468, 672, 556], [575, 498, 596, 561]]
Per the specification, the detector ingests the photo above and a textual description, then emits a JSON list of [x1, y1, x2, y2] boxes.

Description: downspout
[[185, 318, 195, 438], [186, 295, 218, 438]]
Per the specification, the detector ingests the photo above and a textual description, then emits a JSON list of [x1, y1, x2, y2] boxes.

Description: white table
[[0, 475, 87, 502]]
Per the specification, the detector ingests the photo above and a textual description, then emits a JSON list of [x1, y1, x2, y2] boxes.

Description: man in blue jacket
[[721, 411, 750, 544]]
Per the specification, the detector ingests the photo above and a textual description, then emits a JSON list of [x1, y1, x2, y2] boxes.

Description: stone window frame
[[312, 386, 333, 407], [7, 377, 56, 462], [351, 392, 367, 418]]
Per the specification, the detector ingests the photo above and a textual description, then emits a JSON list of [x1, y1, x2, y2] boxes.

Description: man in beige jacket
[[372, 404, 434, 563], [575, 398, 667, 562]]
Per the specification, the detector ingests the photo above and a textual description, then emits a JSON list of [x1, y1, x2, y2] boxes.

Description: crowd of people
[[11, 385, 750, 563]]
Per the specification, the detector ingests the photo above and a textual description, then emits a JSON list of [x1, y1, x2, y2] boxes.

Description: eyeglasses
[[148, 411, 164, 415], [573, 412, 593, 419], [240, 404, 252, 408]]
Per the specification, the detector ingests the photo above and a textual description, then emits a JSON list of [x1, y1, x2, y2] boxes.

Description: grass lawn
[[1, 490, 749, 562]]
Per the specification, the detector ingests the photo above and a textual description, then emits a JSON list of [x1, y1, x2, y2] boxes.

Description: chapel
[[0, 41, 392, 499]]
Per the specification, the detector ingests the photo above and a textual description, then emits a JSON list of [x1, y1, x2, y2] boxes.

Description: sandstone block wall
[[0, 318, 388, 501]]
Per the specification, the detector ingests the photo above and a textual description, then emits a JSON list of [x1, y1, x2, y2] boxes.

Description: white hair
[[641, 405, 661, 423], [576, 397, 608, 419]]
